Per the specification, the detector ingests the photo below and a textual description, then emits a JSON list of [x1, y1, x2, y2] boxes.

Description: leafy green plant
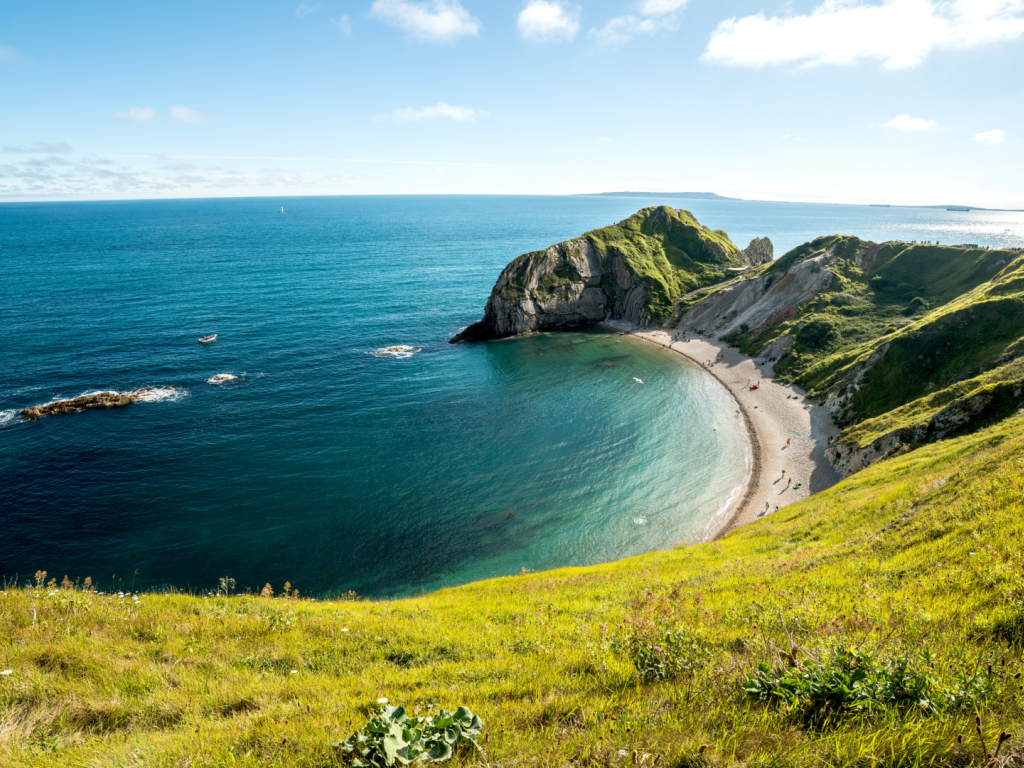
[[743, 648, 992, 726], [613, 626, 711, 684], [335, 705, 483, 766]]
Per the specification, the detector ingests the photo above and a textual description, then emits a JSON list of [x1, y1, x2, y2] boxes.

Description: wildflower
[[290, 670, 297, 675], [377, 697, 389, 704], [0, 670, 12, 676], [653, 646, 662, 653], [341, 628, 349, 632]]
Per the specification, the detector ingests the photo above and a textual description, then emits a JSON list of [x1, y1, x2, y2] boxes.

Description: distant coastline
[[577, 191, 1024, 212]]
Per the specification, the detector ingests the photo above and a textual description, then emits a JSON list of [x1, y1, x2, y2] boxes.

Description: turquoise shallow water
[[2, 195, 1021, 596]]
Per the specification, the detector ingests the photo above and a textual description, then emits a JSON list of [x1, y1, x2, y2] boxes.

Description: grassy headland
[[4, 410, 1024, 767], [723, 238, 1024, 451]]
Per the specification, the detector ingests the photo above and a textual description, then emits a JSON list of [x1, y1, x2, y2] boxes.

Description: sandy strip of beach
[[603, 321, 842, 539]]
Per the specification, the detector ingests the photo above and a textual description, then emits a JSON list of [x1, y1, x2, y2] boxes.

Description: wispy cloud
[[373, 102, 488, 122], [161, 162, 198, 171], [295, 2, 322, 18], [885, 114, 938, 132], [369, 0, 481, 43], [116, 106, 159, 123], [0, 43, 23, 63], [702, 0, 1024, 70], [589, 0, 688, 46], [2, 141, 73, 154], [170, 106, 210, 124], [335, 15, 353, 35], [975, 128, 1007, 144], [518, 1, 581, 43]]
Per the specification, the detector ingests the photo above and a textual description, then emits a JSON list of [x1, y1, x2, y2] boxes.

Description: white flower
[[290, 670, 297, 674], [1, 670, 12, 676], [377, 697, 389, 704], [341, 628, 349, 632]]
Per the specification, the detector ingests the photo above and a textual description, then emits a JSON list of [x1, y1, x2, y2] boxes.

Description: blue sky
[[2, 0, 1022, 206]]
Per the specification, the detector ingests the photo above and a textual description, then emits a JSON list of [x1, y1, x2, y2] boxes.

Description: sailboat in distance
[[280, 206, 284, 213]]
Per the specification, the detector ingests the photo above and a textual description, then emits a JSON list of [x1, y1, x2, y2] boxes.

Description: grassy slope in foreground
[[4, 414, 1024, 766]]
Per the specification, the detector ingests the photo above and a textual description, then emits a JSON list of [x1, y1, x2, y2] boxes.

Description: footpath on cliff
[[604, 321, 842, 537]]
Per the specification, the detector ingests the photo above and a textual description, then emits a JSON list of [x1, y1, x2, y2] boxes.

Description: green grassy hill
[[4, 411, 1024, 767], [725, 238, 1024, 453], [585, 207, 742, 321]]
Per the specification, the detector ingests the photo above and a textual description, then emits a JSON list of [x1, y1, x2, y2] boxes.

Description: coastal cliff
[[677, 235, 1024, 476], [451, 207, 766, 342]]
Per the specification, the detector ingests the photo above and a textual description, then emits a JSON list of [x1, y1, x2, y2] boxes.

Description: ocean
[[2, 195, 1021, 596]]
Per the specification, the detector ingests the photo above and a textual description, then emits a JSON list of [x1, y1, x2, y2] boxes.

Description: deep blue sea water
[[2, 195, 1022, 596]]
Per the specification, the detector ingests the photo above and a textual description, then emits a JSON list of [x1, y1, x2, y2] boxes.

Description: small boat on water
[[199, 334, 217, 344]]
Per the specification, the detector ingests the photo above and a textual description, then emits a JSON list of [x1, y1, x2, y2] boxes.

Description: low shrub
[[613, 626, 711, 684], [743, 648, 993, 726], [334, 704, 483, 766]]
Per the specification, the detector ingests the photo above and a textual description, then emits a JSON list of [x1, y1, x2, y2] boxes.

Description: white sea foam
[[135, 387, 187, 403], [632, 515, 647, 526], [207, 374, 238, 384], [0, 409, 20, 427], [371, 345, 421, 359]]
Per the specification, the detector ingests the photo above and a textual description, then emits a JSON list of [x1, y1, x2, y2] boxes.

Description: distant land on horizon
[[580, 191, 1022, 212]]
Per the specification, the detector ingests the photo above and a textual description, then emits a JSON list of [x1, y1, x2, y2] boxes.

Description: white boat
[[280, 206, 284, 213], [199, 334, 217, 343]]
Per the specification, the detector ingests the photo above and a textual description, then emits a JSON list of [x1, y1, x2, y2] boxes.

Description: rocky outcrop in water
[[740, 237, 774, 266], [451, 207, 744, 342], [21, 389, 172, 419]]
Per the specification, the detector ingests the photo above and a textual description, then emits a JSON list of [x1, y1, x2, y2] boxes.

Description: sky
[[2, 0, 1023, 206]]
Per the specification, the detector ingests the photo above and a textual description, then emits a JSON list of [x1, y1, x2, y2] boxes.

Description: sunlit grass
[[3, 413, 1024, 766]]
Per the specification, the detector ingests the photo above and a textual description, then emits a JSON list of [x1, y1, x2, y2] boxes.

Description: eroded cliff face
[[451, 237, 651, 341], [451, 207, 745, 342], [679, 252, 834, 337], [739, 237, 774, 266]]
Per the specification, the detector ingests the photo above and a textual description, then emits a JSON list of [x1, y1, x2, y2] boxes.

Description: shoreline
[[602, 321, 842, 540]]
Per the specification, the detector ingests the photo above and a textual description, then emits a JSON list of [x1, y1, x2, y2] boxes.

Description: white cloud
[[335, 15, 353, 35], [2, 141, 73, 154], [639, 0, 688, 13], [117, 106, 158, 123], [370, 0, 481, 43], [170, 106, 211, 123], [975, 128, 1007, 143], [702, 0, 1024, 70], [295, 2, 321, 17], [374, 102, 488, 122], [589, 0, 688, 46], [885, 114, 938, 131], [518, 1, 581, 42]]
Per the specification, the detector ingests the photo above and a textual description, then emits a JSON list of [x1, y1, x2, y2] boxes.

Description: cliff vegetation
[[711, 237, 1024, 471], [451, 207, 764, 341]]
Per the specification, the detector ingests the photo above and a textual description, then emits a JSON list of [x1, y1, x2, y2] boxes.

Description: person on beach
[[787, 438, 790, 445]]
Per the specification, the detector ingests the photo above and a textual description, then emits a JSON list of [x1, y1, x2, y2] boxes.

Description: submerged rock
[[21, 388, 173, 419]]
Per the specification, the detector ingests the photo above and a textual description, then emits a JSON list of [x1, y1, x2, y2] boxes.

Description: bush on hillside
[[743, 648, 993, 726], [796, 316, 843, 351]]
